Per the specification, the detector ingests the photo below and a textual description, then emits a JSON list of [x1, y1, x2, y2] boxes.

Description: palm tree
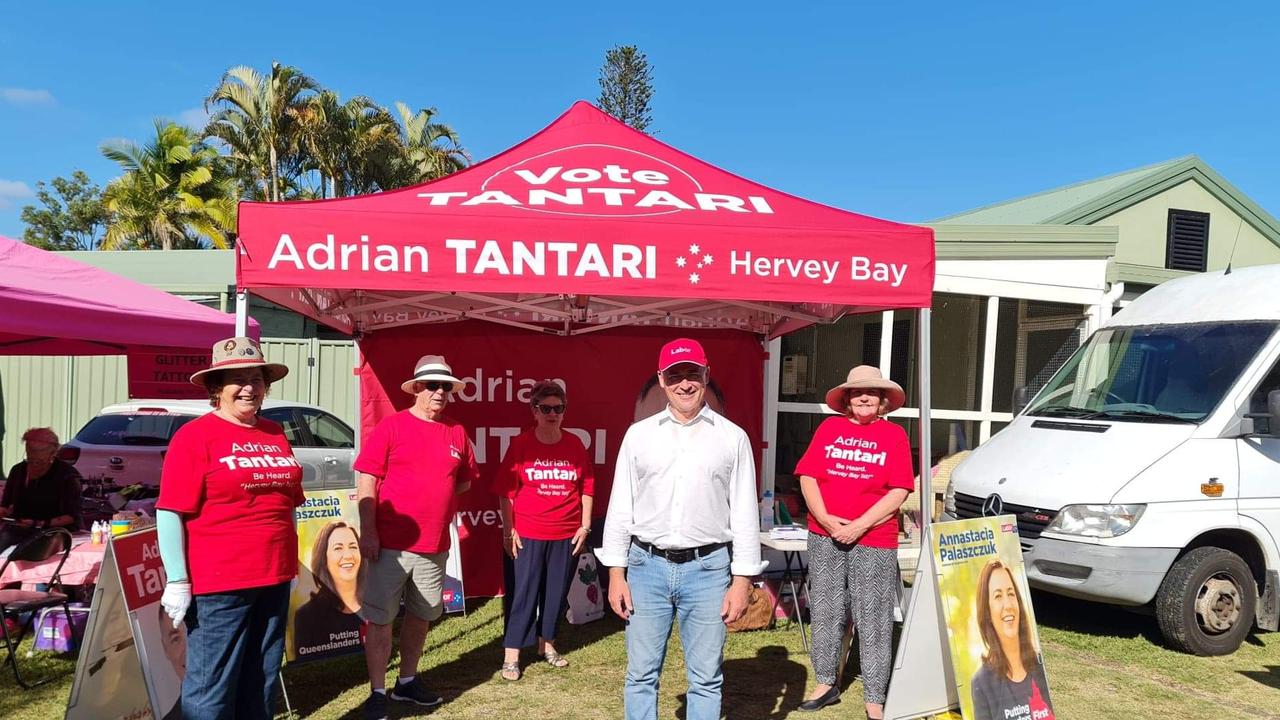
[[391, 102, 469, 185], [100, 121, 238, 250], [291, 91, 402, 198], [204, 62, 318, 201]]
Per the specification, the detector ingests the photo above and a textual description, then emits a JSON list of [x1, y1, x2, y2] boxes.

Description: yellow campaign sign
[[287, 489, 366, 663], [285, 489, 467, 665], [931, 516, 1056, 720]]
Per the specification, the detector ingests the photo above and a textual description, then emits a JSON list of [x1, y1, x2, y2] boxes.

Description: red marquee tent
[[236, 101, 933, 336], [234, 102, 939, 594]]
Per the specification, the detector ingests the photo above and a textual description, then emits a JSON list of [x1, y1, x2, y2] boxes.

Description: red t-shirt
[[353, 410, 478, 554], [157, 412, 305, 595], [497, 430, 595, 541], [794, 416, 913, 549]]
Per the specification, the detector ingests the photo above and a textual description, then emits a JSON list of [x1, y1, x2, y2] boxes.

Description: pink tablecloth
[[0, 535, 106, 589]]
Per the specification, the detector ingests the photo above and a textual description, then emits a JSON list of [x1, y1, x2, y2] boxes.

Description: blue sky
[[2, 2, 1278, 240]]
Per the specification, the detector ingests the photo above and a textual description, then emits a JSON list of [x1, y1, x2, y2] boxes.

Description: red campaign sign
[[238, 102, 934, 310], [127, 347, 208, 399], [111, 529, 167, 613], [358, 322, 765, 597]]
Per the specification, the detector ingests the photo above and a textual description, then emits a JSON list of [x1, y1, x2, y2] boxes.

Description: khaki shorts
[[360, 549, 448, 625]]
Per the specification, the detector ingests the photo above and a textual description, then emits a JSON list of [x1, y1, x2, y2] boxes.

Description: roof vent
[[1166, 209, 1209, 272]]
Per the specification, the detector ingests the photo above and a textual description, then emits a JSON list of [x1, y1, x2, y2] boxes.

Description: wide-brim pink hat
[[189, 337, 289, 386], [824, 365, 905, 414]]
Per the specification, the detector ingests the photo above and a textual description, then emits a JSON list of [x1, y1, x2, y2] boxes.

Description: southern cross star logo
[[675, 243, 713, 285]]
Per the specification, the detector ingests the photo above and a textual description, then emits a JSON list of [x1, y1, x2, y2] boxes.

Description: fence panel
[[316, 341, 358, 427], [0, 355, 70, 469]]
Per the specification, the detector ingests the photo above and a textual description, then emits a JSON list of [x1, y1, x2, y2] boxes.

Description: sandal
[[543, 650, 569, 668], [500, 661, 521, 681]]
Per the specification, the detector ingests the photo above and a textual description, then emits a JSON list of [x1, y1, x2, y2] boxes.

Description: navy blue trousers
[[503, 537, 576, 649]]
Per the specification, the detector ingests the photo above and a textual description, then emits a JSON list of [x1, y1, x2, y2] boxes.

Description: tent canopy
[[237, 102, 934, 337], [0, 235, 251, 355]]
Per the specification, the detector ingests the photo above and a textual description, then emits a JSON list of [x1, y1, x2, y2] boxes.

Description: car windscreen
[[1026, 320, 1278, 423], [74, 413, 198, 446]]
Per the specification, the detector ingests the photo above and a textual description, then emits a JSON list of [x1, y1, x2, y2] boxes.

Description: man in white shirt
[[599, 338, 765, 720]]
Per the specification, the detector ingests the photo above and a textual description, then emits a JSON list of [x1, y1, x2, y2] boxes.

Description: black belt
[[631, 538, 730, 564]]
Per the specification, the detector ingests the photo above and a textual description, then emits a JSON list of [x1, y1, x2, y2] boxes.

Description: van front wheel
[[1156, 547, 1256, 656]]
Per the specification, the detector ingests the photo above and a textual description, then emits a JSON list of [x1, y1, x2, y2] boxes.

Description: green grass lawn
[[2, 591, 1278, 719]]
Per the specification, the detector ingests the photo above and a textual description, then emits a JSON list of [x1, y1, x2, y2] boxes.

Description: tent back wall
[[357, 322, 764, 597]]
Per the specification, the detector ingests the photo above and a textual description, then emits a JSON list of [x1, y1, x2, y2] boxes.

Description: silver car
[[61, 399, 356, 491]]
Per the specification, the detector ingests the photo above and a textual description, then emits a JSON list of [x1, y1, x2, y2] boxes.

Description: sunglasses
[[419, 381, 452, 392], [535, 403, 566, 415], [661, 368, 706, 384]]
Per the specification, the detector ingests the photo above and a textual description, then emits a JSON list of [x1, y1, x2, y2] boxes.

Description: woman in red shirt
[[497, 380, 594, 681], [796, 366, 912, 720], [155, 337, 304, 720]]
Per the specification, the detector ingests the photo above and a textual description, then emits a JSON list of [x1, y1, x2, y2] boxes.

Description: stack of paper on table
[[769, 525, 808, 541]]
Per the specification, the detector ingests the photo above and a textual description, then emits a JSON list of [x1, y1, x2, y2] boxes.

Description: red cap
[[657, 338, 709, 372]]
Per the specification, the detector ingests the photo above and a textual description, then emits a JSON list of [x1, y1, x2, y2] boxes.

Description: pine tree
[[597, 45, 655, 132]]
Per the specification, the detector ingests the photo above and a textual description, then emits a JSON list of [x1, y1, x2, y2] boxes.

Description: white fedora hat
[[401, 354, 464, 395]]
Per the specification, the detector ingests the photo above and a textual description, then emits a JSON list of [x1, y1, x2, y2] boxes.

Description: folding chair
[[0, 527, 75, 689]]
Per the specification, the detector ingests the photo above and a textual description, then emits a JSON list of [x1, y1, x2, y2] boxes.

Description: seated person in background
[[0, 427, 83, 551], [1153, 347, 1213, 415]]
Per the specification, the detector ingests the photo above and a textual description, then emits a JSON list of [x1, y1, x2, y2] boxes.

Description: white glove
[[161, 581, 192, 629]]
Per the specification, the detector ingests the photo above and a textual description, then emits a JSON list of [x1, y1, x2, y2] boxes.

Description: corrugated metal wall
[[0, 339, 357, 468]]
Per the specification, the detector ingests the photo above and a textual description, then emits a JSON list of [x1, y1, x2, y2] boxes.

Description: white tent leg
[[235, 289, 249, 337], [353, 341, 363, 454], [762, 337, 781, 497], [917, 308, 933, 528]]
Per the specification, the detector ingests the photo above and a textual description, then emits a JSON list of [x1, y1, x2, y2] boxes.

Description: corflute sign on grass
[[934, 518, 1055, 720], [286, 489, 466, 665], [66, 529, 184, 720], [238, 102, 934, 311], [884, 517, 1056, 720]]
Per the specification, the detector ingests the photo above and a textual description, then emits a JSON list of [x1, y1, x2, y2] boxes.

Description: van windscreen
[[1026, 321, 1277, 423]]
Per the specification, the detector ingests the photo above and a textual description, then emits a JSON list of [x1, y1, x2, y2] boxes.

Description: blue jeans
[[623, 543, 730, 720], [182, 581, 290, 720]]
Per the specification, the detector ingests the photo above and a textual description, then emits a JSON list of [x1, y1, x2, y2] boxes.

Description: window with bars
[[1166, 209, 1210, 272]]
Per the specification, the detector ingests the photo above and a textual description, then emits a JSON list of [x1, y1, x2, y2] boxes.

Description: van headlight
[[943, 483, 957, 515], [1044, 504, 1146, 538]]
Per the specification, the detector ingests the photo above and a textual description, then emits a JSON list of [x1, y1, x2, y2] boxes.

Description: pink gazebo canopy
[[0, 235, 253, 355]]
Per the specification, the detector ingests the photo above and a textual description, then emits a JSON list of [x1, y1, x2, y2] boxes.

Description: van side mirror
[[1242, 389, 1280, 437], [1012, 386, 1030, 415]]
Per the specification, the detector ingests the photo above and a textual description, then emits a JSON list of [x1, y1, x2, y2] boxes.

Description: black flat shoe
[[798, 687, 841, 711]]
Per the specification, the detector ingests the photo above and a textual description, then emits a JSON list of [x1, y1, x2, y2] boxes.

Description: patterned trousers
[[806, 533, 898, 704]]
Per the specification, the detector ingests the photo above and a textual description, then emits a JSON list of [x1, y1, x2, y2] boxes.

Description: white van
[[943, 264, 1280, 655]]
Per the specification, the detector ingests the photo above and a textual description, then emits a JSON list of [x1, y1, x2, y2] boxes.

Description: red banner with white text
[[357, 323, 765, 597]]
